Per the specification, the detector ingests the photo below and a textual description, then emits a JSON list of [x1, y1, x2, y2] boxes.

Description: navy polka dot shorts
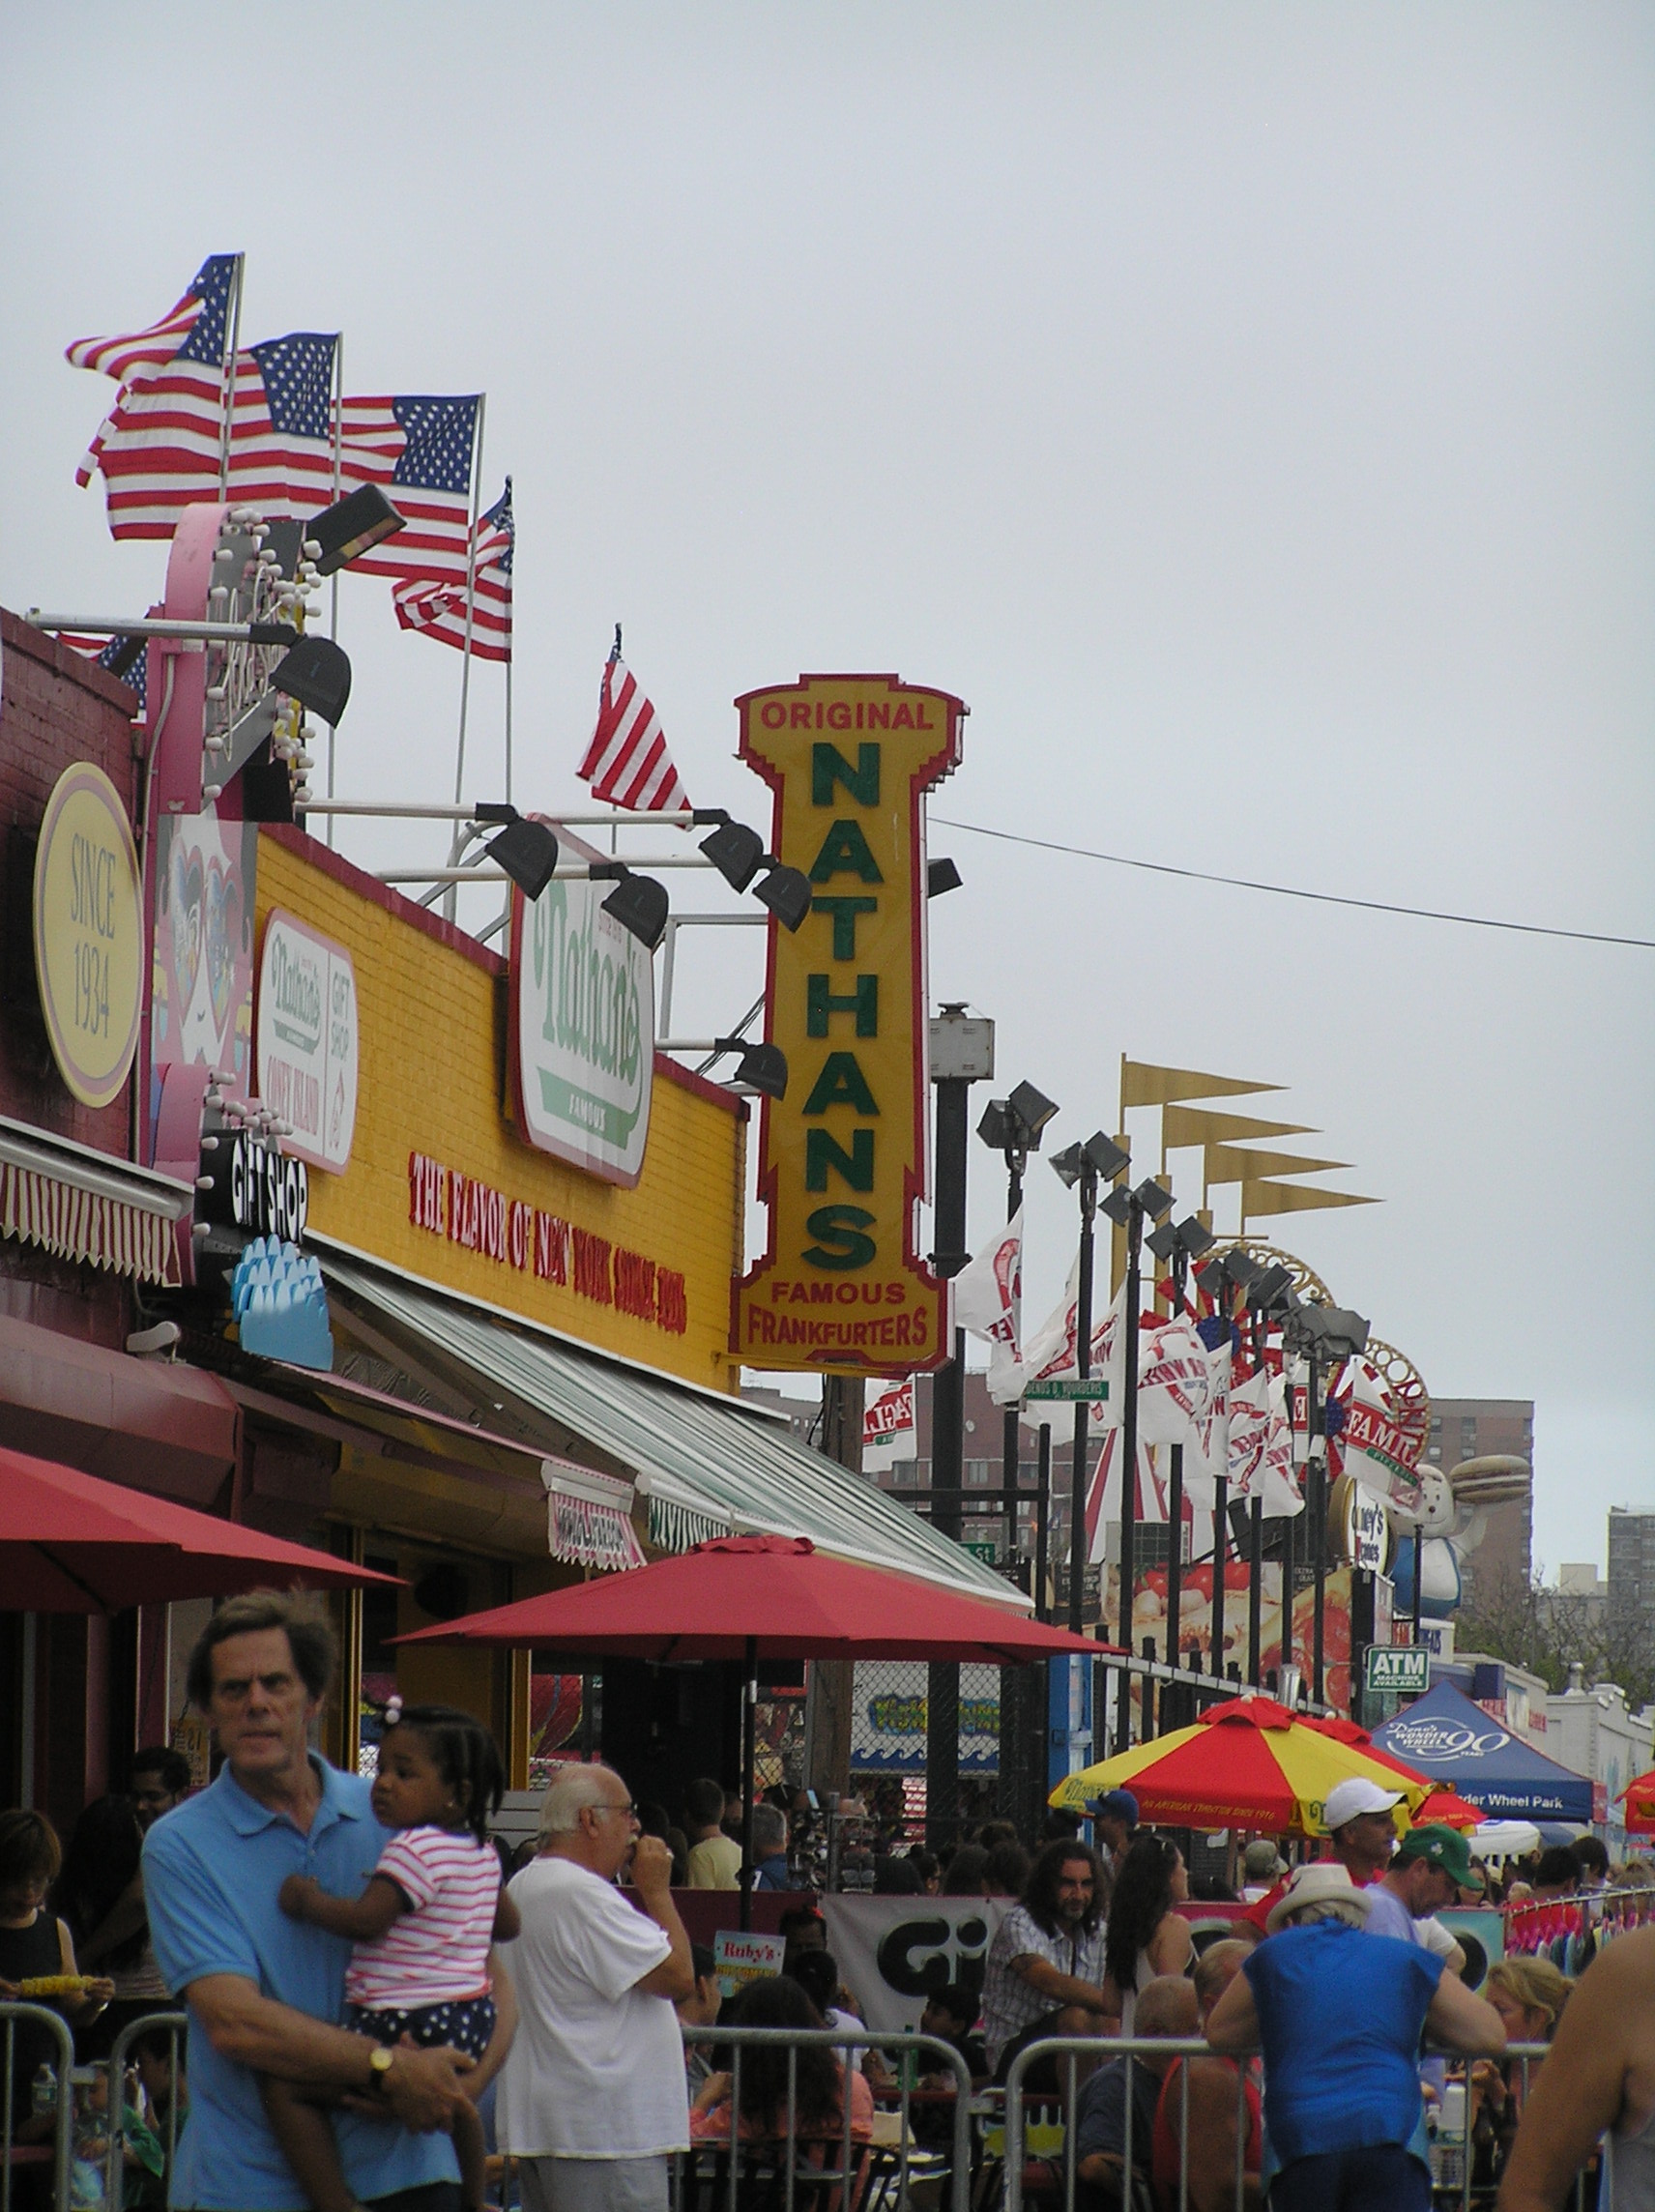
[[346, 1994, 496, 2062]]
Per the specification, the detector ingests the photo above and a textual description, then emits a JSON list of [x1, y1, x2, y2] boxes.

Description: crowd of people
[[5, 1590, 1654, 2212]]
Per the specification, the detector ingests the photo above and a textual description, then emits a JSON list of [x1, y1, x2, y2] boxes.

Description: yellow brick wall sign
[[255, 828, 744, 1391], [731, 674, 963, 1374]]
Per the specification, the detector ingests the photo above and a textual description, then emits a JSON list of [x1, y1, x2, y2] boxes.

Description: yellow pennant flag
[[1241, 1179, 1379, 1222], [1119, 1058, 1285, 1112], [1205, 1144, 1353, 1185], [1160, 1103, 1317, 1151]]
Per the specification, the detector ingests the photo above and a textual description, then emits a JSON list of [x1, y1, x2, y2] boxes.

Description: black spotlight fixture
[[1145, 1217, 1181, 1263], [270, 635, 352, 726], [691, 808, 813, 930], [752, 859, 813, 931], [696, 813, 766, 892], [590, 862, 670, 950], [1250, 1263, 1296, 1314], [926, 857, 963, 898], [715, 1037, 789, 1098], [306, 485, 406, 577], [487, 817, 561, 902], [1008, 1080, 1060, 1147]]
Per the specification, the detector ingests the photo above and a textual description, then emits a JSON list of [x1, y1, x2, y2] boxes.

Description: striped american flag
[[337, 394, 481, 584], [577, 650, 690, 812], [67, 254, 240, 382], [392, 479, 512, 660], [74, 325, 341, 537], [57, 634, 149, 715]]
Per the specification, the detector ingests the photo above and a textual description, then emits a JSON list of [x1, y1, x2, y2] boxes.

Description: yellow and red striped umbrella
[[1051, 1694, 1431, 1837]]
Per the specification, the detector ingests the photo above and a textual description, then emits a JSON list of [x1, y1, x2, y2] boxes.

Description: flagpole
[[217, 254, 245, 498], [504, 657, 513, 805], [446, 395, 486, 922], [326, 331, 343, 849]]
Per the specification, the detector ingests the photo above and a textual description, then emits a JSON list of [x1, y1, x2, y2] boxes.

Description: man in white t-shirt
[[500, 1764, 695, 2212]]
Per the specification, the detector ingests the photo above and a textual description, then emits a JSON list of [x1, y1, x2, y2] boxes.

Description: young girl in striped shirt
[[265, 1702, 519, 2212]]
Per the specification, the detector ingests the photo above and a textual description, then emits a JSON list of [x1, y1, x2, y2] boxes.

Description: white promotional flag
[[861, 1377, 915, 1473], [1087, 1285, 1127, 1430], [1136, 1315, 1214, 1446], [1178, 1340, 1233, 1509], [953, 1208, 1022, 1348], [1227, 1369, 1303, 1516], [1328, 1357, 1424, 1513]]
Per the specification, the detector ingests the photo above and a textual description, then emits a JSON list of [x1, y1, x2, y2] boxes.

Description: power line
[[929, 817, 1655, 950]]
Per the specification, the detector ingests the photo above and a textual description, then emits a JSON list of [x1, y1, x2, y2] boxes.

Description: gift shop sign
[[32, 764, 144, 1110], [256, 911, 359, 1173], [508, 825, 653, 1188], [733, 676, 962, 1373]]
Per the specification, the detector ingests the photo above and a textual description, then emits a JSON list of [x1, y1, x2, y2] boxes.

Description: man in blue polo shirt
[[144, 1591, 484, 2212]]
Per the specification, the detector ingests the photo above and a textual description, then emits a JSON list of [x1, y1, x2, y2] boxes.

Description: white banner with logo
[[256, 910, 359, 1173], [819, 1895, 1007, 2031], [862, 1377, 916, 1472], [509, 826, 653, 1186]]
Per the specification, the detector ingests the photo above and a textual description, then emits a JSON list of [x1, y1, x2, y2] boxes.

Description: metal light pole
[[1051, 1134, 1133, 1640], [1145, 1214, 1215, 1701], [1098, 1170, 1175, 1752], [926, 1005, 994, 1851], [976, 1082, 1058, 1826]]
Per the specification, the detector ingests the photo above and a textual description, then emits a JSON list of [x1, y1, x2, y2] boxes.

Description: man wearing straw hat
[[1206, 1862, 1505, 2211]]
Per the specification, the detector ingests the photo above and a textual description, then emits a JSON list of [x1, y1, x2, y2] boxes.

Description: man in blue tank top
[[1205, 1862, 1504, 2211]]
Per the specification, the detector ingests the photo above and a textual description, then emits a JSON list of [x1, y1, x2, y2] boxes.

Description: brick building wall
[[0, 610, 146, 1349]]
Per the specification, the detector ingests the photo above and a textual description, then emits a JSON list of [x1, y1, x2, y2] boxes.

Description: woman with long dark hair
[[689, 1974, 874, 2146], [54, 1794, 164, 2056], [1103, 1834, 1193, 2033]]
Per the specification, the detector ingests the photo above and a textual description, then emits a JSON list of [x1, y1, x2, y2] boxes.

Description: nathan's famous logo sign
[[732, 674, 961, 1372], [508, 824, 653, 1187]]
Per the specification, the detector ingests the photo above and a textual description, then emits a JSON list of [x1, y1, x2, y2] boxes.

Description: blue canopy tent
[[1372, 1680, 1594, 1821]]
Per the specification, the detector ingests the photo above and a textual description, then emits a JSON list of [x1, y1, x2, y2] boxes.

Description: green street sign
[[1024, 1377, 1110, 1403], [1365, 1644, 1431, 1696], [963, 1540, 1000, 1566]]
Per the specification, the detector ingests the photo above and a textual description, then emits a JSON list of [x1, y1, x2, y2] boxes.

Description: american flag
[[58, 634, 149, 716], [74, 325, 341, 538], [392, 478, 512, 660], [332, 394, 481, 583], [67, 254, 240, 382], [577, 647, 690, 812]]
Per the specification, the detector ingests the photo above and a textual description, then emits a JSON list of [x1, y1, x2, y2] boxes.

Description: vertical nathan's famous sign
[[733, 673, 963, 1373]]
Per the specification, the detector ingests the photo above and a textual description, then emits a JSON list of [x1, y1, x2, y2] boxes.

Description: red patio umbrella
[[0, 1443, 401, 1610], [1618, 1767, 1655, 1836], [1304, 1713, 1486, 1830], [395, 1532, 1113, 1925], [392, 1532, 1110, 1664]]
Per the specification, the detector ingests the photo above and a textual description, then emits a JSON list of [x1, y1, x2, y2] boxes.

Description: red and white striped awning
[[0, 1120, 192, 1289]]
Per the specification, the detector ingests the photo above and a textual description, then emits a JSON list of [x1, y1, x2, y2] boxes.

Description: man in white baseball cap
[[1242, 1775, 1405, 1932], [1321, 1777, 1407, 1883]]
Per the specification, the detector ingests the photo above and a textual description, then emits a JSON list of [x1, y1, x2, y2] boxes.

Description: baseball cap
[[1089, 1789, 1140, 1826], [1242, 1839, 1288, 1880], [1396, 1823, 1484, 1891], [1265, 1862, 1372, 1934], [1322, 1776, 1405, 1831]]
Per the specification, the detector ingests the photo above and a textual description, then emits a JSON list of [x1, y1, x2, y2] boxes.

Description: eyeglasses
[[589, 1800, 639, 1820]]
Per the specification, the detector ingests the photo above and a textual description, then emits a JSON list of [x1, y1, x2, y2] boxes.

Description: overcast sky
[[4, 4, 1650, 1578]]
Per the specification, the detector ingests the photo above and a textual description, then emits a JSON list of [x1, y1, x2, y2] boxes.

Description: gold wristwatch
[[368, 2048, 396, 2091]]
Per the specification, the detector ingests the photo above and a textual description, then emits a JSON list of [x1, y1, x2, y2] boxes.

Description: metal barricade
[[102, 2012, 188, 2212], [674, 2024, 973, 2212], [0, 2002, 74, 2212], [1001, 2033, 1589, 2212]]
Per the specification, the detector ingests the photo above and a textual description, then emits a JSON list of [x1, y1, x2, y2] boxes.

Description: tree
[[1458, 1565, 1655, 1713]]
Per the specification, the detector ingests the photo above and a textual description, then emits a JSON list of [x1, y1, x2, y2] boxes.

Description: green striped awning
[[320, 1249, 1026, 1607]]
